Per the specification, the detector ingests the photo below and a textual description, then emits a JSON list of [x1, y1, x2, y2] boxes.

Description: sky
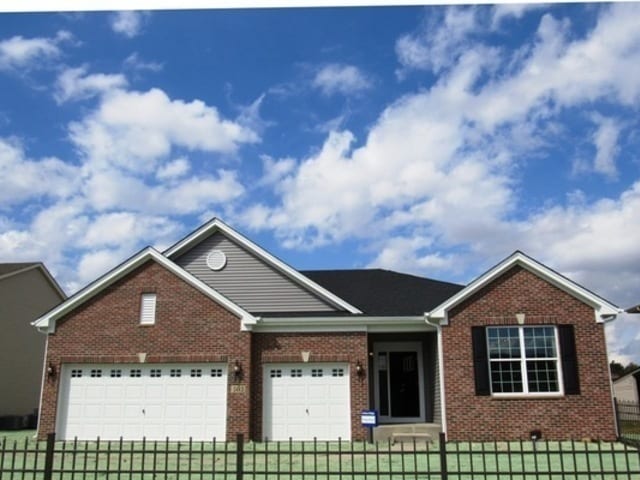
[[0, 2, 639, 362]]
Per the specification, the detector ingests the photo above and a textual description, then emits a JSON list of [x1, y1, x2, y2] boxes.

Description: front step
[[372, 423, 441, 443]]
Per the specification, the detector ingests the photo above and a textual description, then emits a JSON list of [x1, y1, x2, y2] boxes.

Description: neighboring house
[[33, 219, 620, 442], [0, 263, 65, 428], [626, 304, 640, 313], [613, 368, 640, 404]]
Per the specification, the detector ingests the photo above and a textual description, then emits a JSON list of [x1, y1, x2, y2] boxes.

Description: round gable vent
[[206, 249, 227, 271]]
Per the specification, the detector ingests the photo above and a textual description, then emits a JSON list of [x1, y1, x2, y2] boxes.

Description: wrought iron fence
[[615, 399, 640, 445], [1, 432, 639, 479]]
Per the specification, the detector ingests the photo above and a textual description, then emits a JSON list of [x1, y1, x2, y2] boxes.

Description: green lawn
[[0, 433, 638, 479]]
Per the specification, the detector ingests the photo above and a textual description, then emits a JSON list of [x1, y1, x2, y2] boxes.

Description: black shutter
[[558, 325, 580, 395], [472, 326, 490, 396]]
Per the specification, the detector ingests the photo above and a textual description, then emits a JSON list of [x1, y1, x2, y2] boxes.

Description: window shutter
[[472, 326, 490, 396], [140, 293, 157, 325], [558, 324, 580, 395]]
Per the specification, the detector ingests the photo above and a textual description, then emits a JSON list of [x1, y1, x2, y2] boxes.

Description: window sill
[[490, 394, 564, 400]]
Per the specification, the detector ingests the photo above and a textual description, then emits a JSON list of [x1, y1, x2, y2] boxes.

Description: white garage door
[[263, 363, 350, 441], [57, 363, 227, 441]]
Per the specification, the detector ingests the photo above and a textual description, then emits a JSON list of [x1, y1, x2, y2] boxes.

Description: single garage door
[[263, 363, 350, 441], [56, 363, 227, 440]]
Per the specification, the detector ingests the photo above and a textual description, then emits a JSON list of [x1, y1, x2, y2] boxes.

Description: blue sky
[[1, 3, 639, 362]]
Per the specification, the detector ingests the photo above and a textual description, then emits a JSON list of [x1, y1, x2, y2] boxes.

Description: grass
[[0, 429, 36, 443], [0, 433, 638, 479]]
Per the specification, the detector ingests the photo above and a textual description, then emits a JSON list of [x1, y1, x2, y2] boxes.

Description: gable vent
[[140, 293, 157, 325], [206, 249, 227, 271]]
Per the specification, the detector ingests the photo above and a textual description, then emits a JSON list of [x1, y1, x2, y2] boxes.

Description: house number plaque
[[230, 385, 246, 394]]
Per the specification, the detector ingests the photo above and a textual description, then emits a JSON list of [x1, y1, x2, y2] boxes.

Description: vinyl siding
[[175, 233, 338, 313]]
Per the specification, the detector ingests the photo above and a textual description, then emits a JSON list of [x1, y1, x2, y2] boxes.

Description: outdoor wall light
[[47, 362, 57, 379], [233, 360, 242, 381], [356, 360, 365, 377]]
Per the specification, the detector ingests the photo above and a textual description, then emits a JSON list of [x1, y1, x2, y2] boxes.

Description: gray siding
[[0, 268, 64, 416], [432, 338, 441, 425], [175, 233, 338, 313], [613, 375, 639, 403]]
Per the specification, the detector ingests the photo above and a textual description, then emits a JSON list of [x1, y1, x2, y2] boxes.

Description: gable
[[33, 248, 255, 332], [428, 251, 620, 324], [175, 232, 339, 314]]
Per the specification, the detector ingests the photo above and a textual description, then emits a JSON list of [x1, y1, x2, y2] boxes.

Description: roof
[[613, 367, 640, 384], [302, 269, 464, 316], [428, 251, 621, 324], [626, 304, 640, 314]]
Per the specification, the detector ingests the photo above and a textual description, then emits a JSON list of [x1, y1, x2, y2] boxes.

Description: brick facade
[[38, 261, 252, 440], [442, 265, 616, 441], [251, 332, 369, 441]]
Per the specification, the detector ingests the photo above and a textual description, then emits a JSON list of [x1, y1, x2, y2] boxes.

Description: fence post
[[235, 433, 244, 480], [439, 432, 448, 480], [44, 433, 55, 480]]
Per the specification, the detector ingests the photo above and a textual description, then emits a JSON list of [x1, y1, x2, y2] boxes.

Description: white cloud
[[591, 115, 621, 178], [258, 154, 296, 186], [0, 30, 70, 71], [0, 138, 79, 206], [111, 11, 146, 38], [55, 66, 128, 103], [395, 7, 481, 76], [156, 157, 190, 180], [83, 168, 244, 215], [69, 87, 259, 172], [491, 4, 547, 29], [80, 212, 179, 249], [312, 64, 372, 96], [123, 52, 163, 72]]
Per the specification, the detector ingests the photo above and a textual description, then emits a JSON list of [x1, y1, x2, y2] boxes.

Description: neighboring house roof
[[32, 247, 256, 333], [427, 251, 621, 324], [164, 218, 362, 314], [303, 269, 464, 316], [0, 262, 66, 299], [613, 367, 640, 384], [626, 304, 640, 313]]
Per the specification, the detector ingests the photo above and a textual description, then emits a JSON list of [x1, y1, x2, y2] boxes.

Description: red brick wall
[[38, 261, 252, 440], [251, 332, 369, 441], [442, 266, 616, 441]]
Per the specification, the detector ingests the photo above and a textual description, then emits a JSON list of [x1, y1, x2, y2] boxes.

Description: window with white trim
[[140, 293, 157, 325], [487, 326, 561, 395]]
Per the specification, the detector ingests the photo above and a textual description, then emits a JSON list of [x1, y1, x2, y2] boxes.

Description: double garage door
[[57, 362, 351, 441], [56, 363, 227, 441]]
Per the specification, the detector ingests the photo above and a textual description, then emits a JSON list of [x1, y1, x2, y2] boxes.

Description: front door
[[374, 342, 425, 423]]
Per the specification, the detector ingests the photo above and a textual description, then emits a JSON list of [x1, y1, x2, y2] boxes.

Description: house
[[0, 263, 65, 429], [626, 304, 640, 313], [613, 368, 640, 404], [33, 218, 621, 442]]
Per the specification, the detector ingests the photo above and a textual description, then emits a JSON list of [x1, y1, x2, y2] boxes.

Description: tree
[[610, 360, 640, 380]]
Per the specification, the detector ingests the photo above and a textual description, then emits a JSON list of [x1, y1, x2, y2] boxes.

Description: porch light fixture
[[356, 360, 365, 377], [47, 362, 57, 379], [233, 360, 242, 381]]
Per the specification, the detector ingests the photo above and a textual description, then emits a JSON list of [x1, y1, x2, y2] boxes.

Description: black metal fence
[[616, 399, 640, 445], [1, 432, 639, 479]]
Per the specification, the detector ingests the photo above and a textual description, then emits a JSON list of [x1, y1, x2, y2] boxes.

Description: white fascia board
[[32, 247, 256, 332], [164, 218, 362, 314], [428, 251, 621, 325], [253, 315, 435, 333]]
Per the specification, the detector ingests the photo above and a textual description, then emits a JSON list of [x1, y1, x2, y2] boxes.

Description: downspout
[[425, 314, 447, 438], [601, 312, 620, 439], [34, 328, 50, 440]]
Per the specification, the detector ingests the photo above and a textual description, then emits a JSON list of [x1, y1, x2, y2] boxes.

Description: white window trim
[[140, 293, 157, 325], [487, 325, 564, 397]]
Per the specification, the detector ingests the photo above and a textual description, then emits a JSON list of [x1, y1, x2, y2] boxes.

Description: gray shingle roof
[[301, 269, 465, 316]]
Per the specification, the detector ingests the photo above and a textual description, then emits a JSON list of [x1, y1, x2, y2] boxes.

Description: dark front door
[[389, 351, 420, 417], [374, 342, 424, 422]]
